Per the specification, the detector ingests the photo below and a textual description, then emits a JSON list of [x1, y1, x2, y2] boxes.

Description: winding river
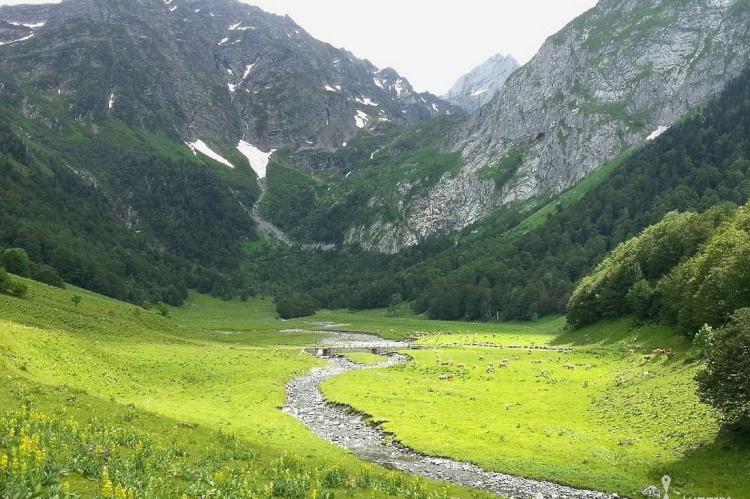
[[282, 329, 617, 499]]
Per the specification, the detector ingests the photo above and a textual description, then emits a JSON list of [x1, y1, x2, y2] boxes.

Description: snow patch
[[108, 93, 115, 110], [186, 140, 235, 169], [0, 33, 34, 46], [218, 37, 229, 45], [324, 85, 338, 92], [229, 21, 254, 31], [228, 83, 237, 93], [355, 96, 378, 107], [242, 63, 255, 80], [7, 21, 45, 28], [373, 77, 384, 89], [470, 87, 489, 97], [431, 103, 439, 113], [646, 126, 669, 141], [237, 141, 276, 178], [394, 79, 405, 97], [354, 110, 369, 129]]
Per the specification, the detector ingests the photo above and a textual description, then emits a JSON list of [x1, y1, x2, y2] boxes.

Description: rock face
[[0, 0, 460, 156], [348, 0, 750, 252], [443, 53, 519, 113]]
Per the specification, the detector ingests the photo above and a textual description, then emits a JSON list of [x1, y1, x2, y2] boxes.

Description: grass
[[0, 279, 487, 498], [289, 306, 565, 341], [2, 278, 747, 497], [322, 318, 750, 498]]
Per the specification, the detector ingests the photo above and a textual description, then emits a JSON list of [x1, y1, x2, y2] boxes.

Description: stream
[[283, 329, 617, 499]]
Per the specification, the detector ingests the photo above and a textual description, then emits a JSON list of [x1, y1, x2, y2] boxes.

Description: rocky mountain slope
[[0, 0, 459, 164], [345, 0, 750, 252], [0, 0, 465, 302], [442, 54, 519, 113]]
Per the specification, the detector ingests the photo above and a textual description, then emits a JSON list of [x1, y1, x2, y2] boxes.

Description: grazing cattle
[[531, 359, 543, 365], [651, 348, 673, 358], [487, 363, 496, 373], [564, 363, 576, 370], [439, 374, 454, 381]]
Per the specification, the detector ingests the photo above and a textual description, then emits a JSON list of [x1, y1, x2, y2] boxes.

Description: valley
[[1, 277, 747, 498], [1, 0, 750, 497]]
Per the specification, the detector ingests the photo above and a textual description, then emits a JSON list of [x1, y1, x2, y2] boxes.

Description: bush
[[30, 264, 66, 288], [2, 248, 31, 277], [697, 308, 750, 430], [275, 293, 317, 319], [0, 267, 27, 298]]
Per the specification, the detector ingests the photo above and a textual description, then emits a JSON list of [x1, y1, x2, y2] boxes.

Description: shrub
[[0, 267, 27, 298], [697, 308, 750, 430], [694, 324, 715, 354], [30, 264, 66, 288], [2, 248, 31, 277], [275, 293, 317, 319]]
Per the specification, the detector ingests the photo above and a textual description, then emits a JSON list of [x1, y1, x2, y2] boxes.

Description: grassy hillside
[[323, 319, 750, 498], [0, 278, 485, 498]]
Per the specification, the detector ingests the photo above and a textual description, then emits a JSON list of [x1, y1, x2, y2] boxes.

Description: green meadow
[[1, 278, 748, 498], [0, 280, 486, 498], [323, 320, 750, 498]]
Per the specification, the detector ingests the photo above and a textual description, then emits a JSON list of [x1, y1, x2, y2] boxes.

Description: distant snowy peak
[[443, 54, 519, 113]]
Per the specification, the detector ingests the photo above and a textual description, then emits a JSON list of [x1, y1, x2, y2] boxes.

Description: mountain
[[263, 63, 750, 321], [442, 54, 519, 113], [0, 0, 459, 155], [0, 0, 461, 304], [340, 0, 750, 251]]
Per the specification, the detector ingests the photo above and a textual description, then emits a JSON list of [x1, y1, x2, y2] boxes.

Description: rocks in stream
[[283, 331, 618, 499]]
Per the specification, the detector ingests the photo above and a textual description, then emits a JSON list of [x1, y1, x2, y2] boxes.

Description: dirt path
[[283, 331, 618, 499]]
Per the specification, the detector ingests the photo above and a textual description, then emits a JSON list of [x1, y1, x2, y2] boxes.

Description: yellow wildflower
[[114, 484, 127, 499], [101, 466, 113, 498], [0, 453, 8, 470]]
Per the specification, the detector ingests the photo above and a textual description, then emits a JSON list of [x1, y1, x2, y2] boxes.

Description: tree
[[387, 293, 402, 317], [2, 248, 31, 277], [276, 293, 317, 319], [696, 308, 750, 430], [71, 294, 82, 307]]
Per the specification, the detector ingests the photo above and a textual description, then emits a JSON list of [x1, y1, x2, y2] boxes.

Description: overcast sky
[[0, 0, 598, 94]]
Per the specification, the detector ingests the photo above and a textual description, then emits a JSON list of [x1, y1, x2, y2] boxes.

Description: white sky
[[0, 0, 598, 94]]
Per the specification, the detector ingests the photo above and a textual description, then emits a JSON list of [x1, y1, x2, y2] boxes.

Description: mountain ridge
[[341, 0, 750, 252], [442, 53, 519, 113]]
